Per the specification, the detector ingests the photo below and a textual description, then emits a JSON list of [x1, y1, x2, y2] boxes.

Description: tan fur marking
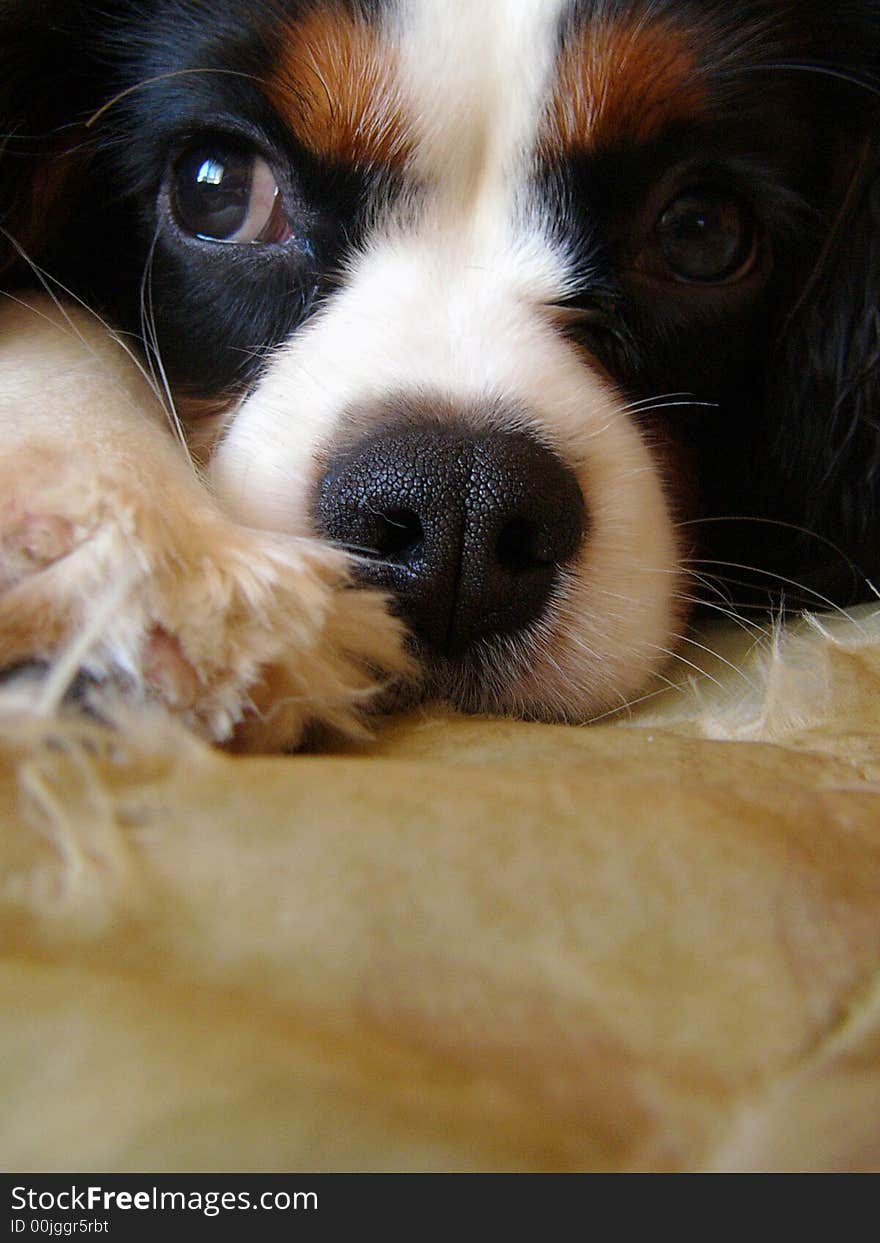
[[267, 5, 411, 168], [176, 393, 238, 469], [1, 141, 88, 278], [542, 20, 704, 155]]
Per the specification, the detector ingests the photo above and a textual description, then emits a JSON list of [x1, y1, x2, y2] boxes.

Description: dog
[[1, 0, 878, 749]]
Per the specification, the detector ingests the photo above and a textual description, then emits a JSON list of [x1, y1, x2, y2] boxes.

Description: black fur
[[0, 0, 379, 394]]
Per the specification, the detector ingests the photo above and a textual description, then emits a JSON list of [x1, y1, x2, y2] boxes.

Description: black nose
[[316, 426, 586, 656]]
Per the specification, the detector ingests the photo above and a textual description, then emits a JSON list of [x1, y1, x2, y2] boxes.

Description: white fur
[[210, 0, 683, 720]]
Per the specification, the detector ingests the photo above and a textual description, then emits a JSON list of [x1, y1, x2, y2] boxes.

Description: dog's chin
[[367, 632, 593, 724]]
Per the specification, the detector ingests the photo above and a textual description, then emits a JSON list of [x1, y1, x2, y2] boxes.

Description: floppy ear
[[0, 1, 102, 284], [754, 123, 880, 603]]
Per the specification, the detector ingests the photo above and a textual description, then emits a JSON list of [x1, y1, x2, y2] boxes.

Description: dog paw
[[0, 446, 408, 748]]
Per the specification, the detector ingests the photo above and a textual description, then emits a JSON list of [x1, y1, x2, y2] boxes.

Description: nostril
[[368, 507, 423, 560], [496, 516, 554, 571]]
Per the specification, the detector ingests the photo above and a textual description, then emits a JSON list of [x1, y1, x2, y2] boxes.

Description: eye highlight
[[171, 143, 293, 245], [655, 188, 757, 284]]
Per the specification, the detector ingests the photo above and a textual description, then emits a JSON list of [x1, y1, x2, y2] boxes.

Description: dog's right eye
[[171, 144, 292, 245]]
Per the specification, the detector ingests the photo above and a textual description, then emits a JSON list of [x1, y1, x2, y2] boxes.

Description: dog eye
[[171, 145, 292, 244], [656, 189, 756, 283]]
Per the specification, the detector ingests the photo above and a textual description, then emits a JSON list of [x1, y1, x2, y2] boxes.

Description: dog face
[[2, 0, 878, 721]]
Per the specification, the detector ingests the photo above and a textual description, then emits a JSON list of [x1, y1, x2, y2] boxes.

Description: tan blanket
[[2, 607, 880, 1171]]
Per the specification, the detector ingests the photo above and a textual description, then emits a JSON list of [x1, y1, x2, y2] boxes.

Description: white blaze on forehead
[[394, 0, 567, 205], [211, 0, 572, 531]]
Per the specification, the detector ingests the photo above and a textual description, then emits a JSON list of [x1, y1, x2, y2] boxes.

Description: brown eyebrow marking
[[541, 18, 705, 156], [266, 3, 413, 168]]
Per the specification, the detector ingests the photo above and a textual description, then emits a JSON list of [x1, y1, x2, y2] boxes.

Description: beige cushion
[[2, 607, 880, 1171]]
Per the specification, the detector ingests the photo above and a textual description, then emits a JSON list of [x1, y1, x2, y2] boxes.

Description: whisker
[[687, 569, 832, 611], [586, 681, 686, 725], [616, 389, 721, 418], [329, 543, 410, 575], [85, 68, 264, 128], [0, 229, 172, 417], [620, 390, 692, 409], [746, 61, 880, 99], [138, 230, 195, 471], [670, 632, 761, 693], [648, 644, 728, 691], [682, 567, 738, 606], [625, 400, 720, 416], [677, 514, 864, 579], [672, 593, 767, 639], [684, 558, 871, 636]]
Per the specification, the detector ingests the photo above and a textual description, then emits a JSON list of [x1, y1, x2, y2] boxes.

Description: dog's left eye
[[171, 144, 292, 245], [655, 188, 757, 284]]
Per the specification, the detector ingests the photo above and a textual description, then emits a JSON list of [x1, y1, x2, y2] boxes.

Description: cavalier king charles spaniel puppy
[[0, 0, 878, 747]]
